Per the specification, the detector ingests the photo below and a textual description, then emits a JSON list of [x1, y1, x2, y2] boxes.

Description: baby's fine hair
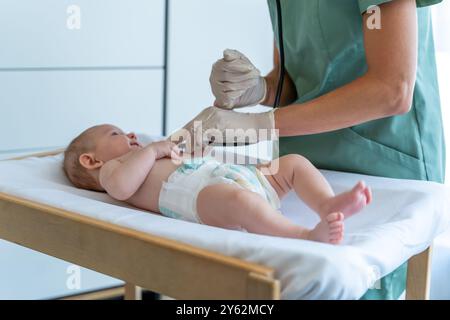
[[63, 126, 102, 191]]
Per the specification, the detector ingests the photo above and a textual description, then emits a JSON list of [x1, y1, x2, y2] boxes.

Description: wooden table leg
[[406, 246, 432, 300], [124, 283, 143, 300]]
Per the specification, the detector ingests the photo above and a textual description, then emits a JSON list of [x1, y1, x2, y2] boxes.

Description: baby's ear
[[79, 153, 103, 170]]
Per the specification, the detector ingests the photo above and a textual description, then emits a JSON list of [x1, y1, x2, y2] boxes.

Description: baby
[[63, 124, 372, 244]]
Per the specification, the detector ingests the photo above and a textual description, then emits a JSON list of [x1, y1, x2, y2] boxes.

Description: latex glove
[[169, 106, 276, 154], [210, 49, 267, 109]]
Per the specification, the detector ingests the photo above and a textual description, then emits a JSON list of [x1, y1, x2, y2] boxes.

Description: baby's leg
[[196, 183, 344, 244], [258, 155, 371, 219]]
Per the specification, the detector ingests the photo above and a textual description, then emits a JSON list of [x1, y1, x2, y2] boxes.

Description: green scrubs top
[[267, 0, 445, 183], [267, 0, 445, 299]]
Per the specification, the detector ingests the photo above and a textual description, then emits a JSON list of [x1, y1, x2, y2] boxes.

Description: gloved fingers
[[213, 81, 248, 97], [216, 77, 260, 92], [216, 50, 257, 72], [214, 68, 259, 83], [214, 98, 235, 110], [223, 49, 243, 62], [204, 129, 225, 146], [223, 49, 253, 67], [186, 112, 218, 153], [185, 134, 215, 156], [212, 69, 256, 83], [214, 93, 246, 109], [168, 128, 192, 155], [169, 117, 205, 154], [170, 147, 183, 164], [182, 127, 204, 155], [222, 59, 256, 74], [221, 61, 253, 73], [213, 76, 259, 91], [211, 82, 241, 98], [213, 81, 264, 109], [201, 144, 214, 157], [171, 143, 182, 156], [205, 130, 259, 146], [213, 90, 248, 109], [212, 59, 254, 77], [168, 128, 187, 145]]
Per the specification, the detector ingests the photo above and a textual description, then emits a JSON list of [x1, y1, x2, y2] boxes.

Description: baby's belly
[[126, 158, 180, 213]]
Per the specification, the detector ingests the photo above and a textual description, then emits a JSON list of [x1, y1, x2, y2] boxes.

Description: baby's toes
[[364, 187, 372, 204], [330, 235, 343, 245], [353, 181, 366, 192], [330, 227, 344, 242], [329, 218, 344, 244], [329, 221, 343, 230], [326, 212, 344, 223], [326, 212, 343, 223], [330, 220, 344, 233]]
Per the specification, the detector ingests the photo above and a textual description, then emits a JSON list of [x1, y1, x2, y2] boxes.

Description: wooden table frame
[[0, 150, 432, 300]]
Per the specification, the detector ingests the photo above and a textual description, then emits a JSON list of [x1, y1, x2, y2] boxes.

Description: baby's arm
[[99, 141, 180, 200]]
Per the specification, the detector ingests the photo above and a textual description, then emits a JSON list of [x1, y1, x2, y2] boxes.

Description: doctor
[[180, 0, 445, 186], [176, 0, 446, 300]]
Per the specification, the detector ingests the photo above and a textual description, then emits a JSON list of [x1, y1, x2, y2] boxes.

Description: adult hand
[[210, 49, 266, 109], [169, 106, 276, 154]]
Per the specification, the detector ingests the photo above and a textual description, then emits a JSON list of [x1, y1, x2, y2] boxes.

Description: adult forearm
[[273, 0, 417, 137], [275, 73, 412, 137], [261, 68, 297, 108]]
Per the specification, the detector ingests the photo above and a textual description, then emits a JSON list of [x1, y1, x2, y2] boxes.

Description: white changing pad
[[1, 152, 449, 299]]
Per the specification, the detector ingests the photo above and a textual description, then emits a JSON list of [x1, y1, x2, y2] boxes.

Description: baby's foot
[[320, 181, 372, 219], [307, 212, 344, 244]]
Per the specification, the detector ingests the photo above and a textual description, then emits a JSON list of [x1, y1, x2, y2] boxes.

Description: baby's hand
[[151, 140, 182, 161]]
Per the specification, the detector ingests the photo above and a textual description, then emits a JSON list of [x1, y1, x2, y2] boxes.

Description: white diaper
[[158, 157, 280, 224]]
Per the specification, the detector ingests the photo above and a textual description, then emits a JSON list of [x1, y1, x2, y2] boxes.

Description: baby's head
[[63, 124, 142, 191]]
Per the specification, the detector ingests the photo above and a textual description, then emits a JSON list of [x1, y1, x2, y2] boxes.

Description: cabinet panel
[[0, 240, 122, 299], [0, 70, 163, 151], [0, 0, 165, 68]]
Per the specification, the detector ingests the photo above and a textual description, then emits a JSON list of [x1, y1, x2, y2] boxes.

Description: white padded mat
[[1, 150, 449, 299]]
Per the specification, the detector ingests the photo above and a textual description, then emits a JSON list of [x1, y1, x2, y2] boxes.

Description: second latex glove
[[169, 106, 276, 154], [210, 49, 267, 109]]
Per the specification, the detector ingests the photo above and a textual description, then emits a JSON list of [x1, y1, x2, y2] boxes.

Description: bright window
[[432, 2, 450, 184]]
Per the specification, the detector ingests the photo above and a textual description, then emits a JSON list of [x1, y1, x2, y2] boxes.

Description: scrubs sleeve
[[416, 0, 443, 7], [358, 0, 442, 14]]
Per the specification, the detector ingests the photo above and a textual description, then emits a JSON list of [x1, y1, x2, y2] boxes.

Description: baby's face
[[91, 124, 142, 162]]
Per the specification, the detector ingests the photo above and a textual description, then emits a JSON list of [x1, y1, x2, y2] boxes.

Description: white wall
[[0, 0, 165, 155], [166, 0, 274, 134], [1, 0, 448, 300], [166, 0, 274, 159], [430, 1, 450, 300], [0, 0, 165, 299], [432, 0, 450, 184], [0, 0, 274, 299]]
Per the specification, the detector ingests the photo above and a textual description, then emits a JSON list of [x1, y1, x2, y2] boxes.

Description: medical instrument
[[274, 0, 285, 109]]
